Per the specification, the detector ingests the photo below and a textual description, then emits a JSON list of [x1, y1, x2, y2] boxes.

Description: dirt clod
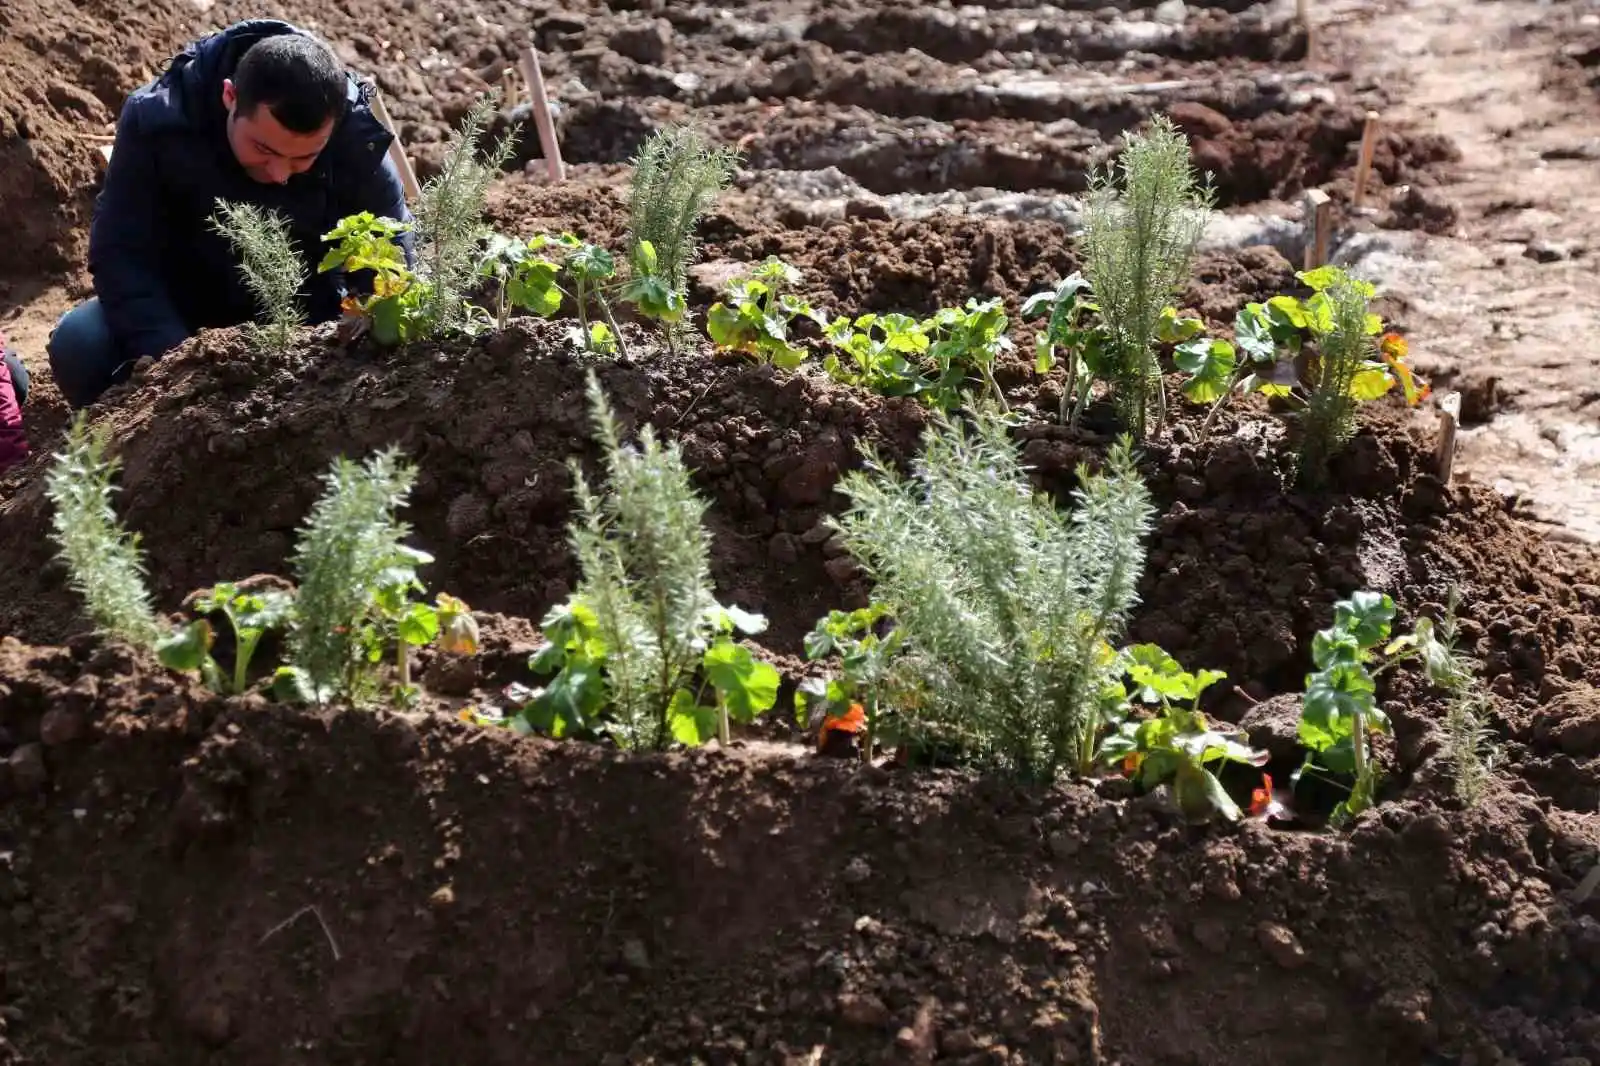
[[1257, 922, 1308, 969]]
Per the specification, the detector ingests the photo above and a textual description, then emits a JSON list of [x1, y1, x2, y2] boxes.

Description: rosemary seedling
[[283, 447, 422, 703], [413, 92, 519, 335], [625, 124, 739, 311], [830, 407, 1157, 782], [1080, 115, 1214, 438], [208, 199, 307, 354], [44, 413, 163, 648]]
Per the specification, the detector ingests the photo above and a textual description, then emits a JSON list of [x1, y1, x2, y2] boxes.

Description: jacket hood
[[153, 18, 393, 178]]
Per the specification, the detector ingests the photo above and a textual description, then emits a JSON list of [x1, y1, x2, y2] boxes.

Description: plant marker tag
[[1435, 391, 1461, 485], [1353, 111, 1382, 209], [1301, 189, 1332, 270]]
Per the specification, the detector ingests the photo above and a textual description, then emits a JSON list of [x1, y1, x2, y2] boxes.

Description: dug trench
[[7, 320, 1600, 1063], [0, 0, 1460, 280]]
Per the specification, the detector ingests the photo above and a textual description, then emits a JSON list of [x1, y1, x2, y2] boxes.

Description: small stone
[[800, 521, 835, 545], [621, 939, 651, 972], [608, 19, 672, 65], [1525, 239, 1578, 263], [837, 993, 891, 1028], [1257, 922, 1307, 969], [824, 556, 862, 584], [38, 706, 88, 747], [1153, 0, 1187, 23], [768, 532, 800, 564], [843, 857, 872, 884], [7, 744, 47, 795], [821, 532, 851, 558], [429, 885, 455, 907]]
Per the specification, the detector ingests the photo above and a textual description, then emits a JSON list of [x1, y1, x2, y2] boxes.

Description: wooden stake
[[518, 44, 566, 182], [1297, 0, 1317, 64], [1435, 391, 1462, 485], [1352, 111, 1381, 208], [1301, 188, 1332, 270], [367, 87, 422, 202]]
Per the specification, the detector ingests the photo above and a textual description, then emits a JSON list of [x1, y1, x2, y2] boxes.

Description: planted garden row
[[40, 92, 1491, 836]]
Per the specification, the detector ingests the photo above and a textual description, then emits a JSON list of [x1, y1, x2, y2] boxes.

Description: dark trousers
[[46, 298, 135, 409], [2, 350, 25, 407]]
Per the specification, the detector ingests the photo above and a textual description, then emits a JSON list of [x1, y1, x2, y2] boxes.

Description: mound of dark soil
[[3, 322, 1597, 713], [0, 0, 194, 277], [4, 626, 1600, 1066]]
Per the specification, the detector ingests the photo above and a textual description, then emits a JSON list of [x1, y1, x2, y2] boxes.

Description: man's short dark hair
[[233, 34, 348, 133]]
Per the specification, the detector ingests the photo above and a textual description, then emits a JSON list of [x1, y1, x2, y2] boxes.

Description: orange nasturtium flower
[[1249, 773, 1275, 816], [1248, 772, 1293, 821], [1379, 332, 1431, 406], [817, 702, 867, 751]]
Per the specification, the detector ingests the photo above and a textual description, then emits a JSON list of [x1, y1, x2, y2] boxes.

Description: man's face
[[221, 78, 334, 184]]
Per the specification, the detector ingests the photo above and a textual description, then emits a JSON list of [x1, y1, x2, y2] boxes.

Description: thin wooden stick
[[367, 86, 422, 202], [259, 905, 342, 961], [1352, 111, 1381, 208], [1435, 391, 1462, 485], [518, 44, 566, 182], [1297, 0, 1317, 63], [1569, 860, 1600, 904], [1301, 188, 1332, 270]]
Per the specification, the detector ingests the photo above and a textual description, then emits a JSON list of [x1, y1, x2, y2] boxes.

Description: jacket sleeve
[[88, 100, 192, 361], [0, 349, 29, 473]]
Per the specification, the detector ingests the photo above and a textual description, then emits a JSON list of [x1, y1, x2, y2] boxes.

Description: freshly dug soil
[[8, 0, 1593, 1061], [4, 613, 1600, 1066], [0, 0, 1458, 281], [3, 314, 1600, 1065], [4, 320, 1598, 698]]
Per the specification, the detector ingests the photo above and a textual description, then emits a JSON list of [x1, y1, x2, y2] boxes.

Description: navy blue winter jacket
[[89, 19, 416, 361]]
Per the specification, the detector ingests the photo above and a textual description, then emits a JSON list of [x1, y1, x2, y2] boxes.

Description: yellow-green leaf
[[1348, 368, 1395, 401]]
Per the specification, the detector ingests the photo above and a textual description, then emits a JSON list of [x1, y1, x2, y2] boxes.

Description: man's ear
[[221, 77, 237, 113]]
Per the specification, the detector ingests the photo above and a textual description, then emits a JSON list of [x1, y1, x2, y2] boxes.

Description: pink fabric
[[0, 334, 29, 473]]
